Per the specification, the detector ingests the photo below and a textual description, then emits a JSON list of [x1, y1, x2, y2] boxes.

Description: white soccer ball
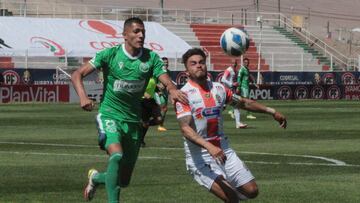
[[220, 27, 250, 57]]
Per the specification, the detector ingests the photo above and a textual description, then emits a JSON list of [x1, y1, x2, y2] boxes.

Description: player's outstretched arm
[[232, 95, 287, 128], [220, 69, 232, 87], [71, 62, 95, 111], [177, 115, 227, 164], [158, 73, 188, 104]]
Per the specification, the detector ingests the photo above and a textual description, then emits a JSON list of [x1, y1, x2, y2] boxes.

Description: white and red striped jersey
[[221, 66, 236, 88], [175, 80, 234, 163]]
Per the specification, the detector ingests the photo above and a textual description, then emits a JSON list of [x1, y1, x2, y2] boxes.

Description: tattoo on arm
[[177, 115, 206, 147], [178, 115, 194, 128]]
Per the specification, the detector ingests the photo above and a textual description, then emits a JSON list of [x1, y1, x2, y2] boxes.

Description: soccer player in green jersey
[[71, 17, 187, 203], [237, 58, 259, 120]]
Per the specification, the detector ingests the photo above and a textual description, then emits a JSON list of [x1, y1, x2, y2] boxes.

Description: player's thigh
[[224, 149, 255, 188], [187, 161, 225, 191], [240, 87, 249, 98], [96, 113, 122, 151], [141, 99, 153, 123], [119, 122, 142, 172], [150, 100, 162, 119]]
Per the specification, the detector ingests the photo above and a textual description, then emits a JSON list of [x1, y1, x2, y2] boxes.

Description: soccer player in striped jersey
[[221, 59, 247, 129], [175, 48, 286, 202]]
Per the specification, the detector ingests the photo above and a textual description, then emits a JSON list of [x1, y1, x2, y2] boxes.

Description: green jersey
[[89, 44, 166, 122], [237, 65, 250, 90]]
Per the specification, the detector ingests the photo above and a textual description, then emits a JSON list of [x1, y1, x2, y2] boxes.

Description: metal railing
[[275, 13, 357, 71], [0, 49, 212, 71]]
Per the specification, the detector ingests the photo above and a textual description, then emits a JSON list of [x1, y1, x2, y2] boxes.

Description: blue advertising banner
[[0, 68, 99, 85], [169, 71, 360, 86]]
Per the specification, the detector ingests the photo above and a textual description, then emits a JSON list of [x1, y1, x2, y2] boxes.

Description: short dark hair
[[162, 57, 168, 61], [182, 48, 206, 67], [123, 17, 144, 30], [243, 57, 249, 62]]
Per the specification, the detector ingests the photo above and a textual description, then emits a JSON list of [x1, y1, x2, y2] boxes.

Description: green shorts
[[240, 87, 249, 98], [96, 113, 142, 167]]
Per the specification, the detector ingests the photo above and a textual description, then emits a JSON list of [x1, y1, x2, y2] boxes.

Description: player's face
[[243, 59, 249, 67], [123, 23, 145, 49], [186, 55, 207, 81]]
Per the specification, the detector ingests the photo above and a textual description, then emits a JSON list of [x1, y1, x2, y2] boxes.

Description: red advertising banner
[[344, 85, 360, 100], [0, 85, 69, 103]]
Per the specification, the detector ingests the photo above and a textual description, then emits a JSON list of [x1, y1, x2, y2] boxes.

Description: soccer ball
[[220, 27, 250, 57]]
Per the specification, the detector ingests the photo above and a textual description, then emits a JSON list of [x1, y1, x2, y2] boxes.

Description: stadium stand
[[190, 24, 269, 71], [248, 25, 323, 71], [273, 26, 339, 71], [0, 57, 14, 68], [161, 23, 200, 70]]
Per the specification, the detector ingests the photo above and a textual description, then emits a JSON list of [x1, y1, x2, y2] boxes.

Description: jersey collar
[[122, 44, 143, 60], [188, 79, 212, 91]]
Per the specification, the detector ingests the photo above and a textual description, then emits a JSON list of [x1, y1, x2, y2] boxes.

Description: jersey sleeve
[[224, 86, 234, 104], [144, 78, 157, 98], [89, 48, 112, 70], [221, 68, 232, 87], [175, 101, 191, 119], [152, 53, 167, 78]]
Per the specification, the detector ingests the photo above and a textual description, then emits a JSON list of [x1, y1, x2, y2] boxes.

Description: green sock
[[106, 152, 123, 203], [93, 172, 106, 185]]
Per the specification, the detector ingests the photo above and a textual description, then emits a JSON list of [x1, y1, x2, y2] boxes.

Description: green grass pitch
[[0, 100, 359, 202]]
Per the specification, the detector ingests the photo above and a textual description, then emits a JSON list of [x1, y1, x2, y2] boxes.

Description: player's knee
[[247, 188, 258, 199], [242, 184, 258, 199], [156, 116, 163, 124], [238, 181, 259, 199], [108, 152, 123, 164]]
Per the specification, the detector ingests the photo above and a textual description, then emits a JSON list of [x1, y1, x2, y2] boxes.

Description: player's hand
[[232, 82, 239, 87], [80, 98, 95, 111], [169, 89, 188, 104], [207, 145, 227, 165], [273, 112, 287, 129]]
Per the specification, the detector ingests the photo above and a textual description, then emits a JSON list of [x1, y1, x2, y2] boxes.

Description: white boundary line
[[0, 150, 359, 167], [1, 141, 359, 167], [0, 141, 96, 148], [240, 151, 347, 166]]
